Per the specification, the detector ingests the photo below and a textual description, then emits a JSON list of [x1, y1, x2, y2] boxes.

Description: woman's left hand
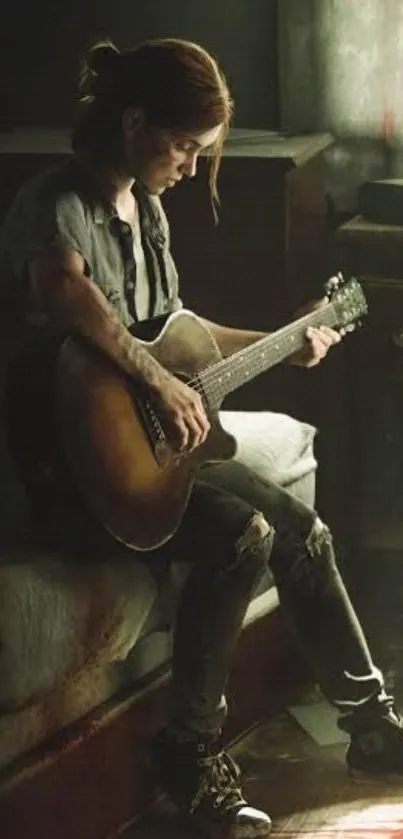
[[289, 297, 342, 368]]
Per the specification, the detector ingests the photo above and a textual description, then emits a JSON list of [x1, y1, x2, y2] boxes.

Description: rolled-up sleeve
[[3, 184, 93, 288], [50, 193, 92, 274]]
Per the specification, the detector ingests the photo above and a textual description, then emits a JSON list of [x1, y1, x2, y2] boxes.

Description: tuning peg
[[324, 275, 340, 296], [339, 323, 356, 336]]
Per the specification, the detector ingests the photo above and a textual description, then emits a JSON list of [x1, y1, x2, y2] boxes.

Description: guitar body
[[56, 275, 367, 551], [57, 310, 237, 551]]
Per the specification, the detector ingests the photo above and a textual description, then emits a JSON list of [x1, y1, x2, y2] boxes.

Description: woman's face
[[122, 109, 223, 194]]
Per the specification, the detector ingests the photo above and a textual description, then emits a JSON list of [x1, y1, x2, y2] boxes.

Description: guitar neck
[[198, 303, 338, 407]]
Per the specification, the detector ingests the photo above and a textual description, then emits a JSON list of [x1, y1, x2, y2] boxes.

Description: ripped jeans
[[162, 459, 389, 741]]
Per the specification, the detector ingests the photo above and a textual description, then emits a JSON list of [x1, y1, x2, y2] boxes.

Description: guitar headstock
[[324, 272, 368, 333]]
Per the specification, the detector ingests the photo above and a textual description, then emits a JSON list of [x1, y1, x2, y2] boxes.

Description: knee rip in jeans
[[235, 512, 275, 559], [306, 516, 333, 558]]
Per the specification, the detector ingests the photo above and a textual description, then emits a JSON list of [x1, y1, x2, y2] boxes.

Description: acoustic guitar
[[56, 274, 367, 551]]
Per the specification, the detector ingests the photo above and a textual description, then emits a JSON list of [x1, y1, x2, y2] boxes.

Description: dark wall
[[1, 0, 279, 130]]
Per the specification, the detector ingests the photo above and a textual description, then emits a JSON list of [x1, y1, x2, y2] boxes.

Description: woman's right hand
[[150, 371, 210, 453]]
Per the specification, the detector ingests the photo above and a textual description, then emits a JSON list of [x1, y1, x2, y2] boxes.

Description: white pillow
[[220, 411, 317, 488]]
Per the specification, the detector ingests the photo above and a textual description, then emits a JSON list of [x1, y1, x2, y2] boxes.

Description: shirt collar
[[64, 157, 118, 225], [65, 157, 167, 247]]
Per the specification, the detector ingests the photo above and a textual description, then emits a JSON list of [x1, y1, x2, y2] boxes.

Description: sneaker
[[347, 709, 403, 779], [150, 728, 272, 837]]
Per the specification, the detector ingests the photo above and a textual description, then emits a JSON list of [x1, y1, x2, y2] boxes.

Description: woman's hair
[[72, 37, 233, 207]]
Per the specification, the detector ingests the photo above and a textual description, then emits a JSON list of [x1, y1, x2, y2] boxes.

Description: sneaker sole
[[148, 754, 271, 837], [145, 792, 272, 839]]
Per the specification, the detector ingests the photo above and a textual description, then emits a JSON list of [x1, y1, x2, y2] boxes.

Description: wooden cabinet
[[165, 130, 332, 323], [331, 215, 403, 548], [164, 130, 334, 418]]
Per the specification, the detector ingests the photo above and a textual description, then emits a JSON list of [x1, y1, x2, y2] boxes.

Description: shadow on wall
[[0, 0, 279, 132]]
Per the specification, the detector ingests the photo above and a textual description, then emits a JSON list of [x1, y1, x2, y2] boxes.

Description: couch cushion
[[0, 553, 156, 710]]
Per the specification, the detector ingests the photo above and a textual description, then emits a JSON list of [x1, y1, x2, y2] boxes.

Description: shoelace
[[190, 750, 247, 815]]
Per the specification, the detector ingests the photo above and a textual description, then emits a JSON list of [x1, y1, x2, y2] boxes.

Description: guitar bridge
[[137, 397, 170, 466]]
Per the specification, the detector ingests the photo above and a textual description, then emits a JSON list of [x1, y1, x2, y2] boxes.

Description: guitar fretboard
[[197, 304, 338, 408]]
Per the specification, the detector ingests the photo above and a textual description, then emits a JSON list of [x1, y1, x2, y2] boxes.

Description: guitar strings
[[187, 304, 339, 401]]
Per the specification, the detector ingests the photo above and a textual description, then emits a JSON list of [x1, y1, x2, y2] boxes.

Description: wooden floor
[[120, 714, 403, 837], [117, 548, 403, 838]]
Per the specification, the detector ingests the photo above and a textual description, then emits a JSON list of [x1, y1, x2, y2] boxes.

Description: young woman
[[0, 38, 402, 839]]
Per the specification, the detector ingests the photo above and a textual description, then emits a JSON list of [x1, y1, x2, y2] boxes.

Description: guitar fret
[[199, 303, 340, 407]]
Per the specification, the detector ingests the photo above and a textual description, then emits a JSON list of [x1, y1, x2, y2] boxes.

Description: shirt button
[[126, 281, 134, 290]]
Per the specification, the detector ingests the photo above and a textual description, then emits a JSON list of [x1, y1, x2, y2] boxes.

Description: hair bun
[[78, 39, 121, 102], [87, 40, 120, 75]]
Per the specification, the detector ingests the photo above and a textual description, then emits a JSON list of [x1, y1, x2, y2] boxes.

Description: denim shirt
[[0, 157, 182, 360]]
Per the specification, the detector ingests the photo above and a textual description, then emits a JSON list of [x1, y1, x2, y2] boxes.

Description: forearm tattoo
[[99, 307, 170, 391]]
